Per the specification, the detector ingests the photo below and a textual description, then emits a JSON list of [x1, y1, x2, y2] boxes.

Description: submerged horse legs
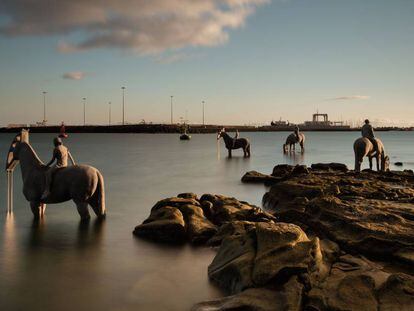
[[75, 202, 91, 221], [30, 201, 46, 218]]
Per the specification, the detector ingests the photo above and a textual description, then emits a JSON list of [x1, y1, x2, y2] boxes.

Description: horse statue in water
[[353, 137, 389, 172], [6, 130, 106, 220], [283, 133, 305, 153], [217, 128, 251, 158]]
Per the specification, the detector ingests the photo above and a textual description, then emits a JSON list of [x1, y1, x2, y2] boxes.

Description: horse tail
[[90, 170, 106, 218]]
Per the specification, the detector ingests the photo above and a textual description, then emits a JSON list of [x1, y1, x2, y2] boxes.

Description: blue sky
[[0, 0, 413, 126]]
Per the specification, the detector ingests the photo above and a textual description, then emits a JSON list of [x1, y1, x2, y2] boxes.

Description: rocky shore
[[134, 163, 414, 310]]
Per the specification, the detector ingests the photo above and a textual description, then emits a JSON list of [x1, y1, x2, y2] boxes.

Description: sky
[[0, 0, 413, 126]]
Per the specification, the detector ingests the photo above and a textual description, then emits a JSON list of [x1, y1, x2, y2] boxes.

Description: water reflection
[[283, 151, 305, 165], [1, 212, 18, 277]]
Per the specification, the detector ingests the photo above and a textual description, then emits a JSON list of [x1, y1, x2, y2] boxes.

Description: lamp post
[[42, 91, 47, 125], [109, 102, 112, 125], [83, 97, 86, 125], [121, 86, 126, 125], [170, 95, 174, 124], [202, 100, 205, 126]]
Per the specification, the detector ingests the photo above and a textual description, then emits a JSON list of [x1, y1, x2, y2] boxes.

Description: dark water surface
[[0, 132, 413, 310]]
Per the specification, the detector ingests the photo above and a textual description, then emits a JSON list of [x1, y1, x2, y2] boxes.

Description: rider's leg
[[41, 169, 53, 200]]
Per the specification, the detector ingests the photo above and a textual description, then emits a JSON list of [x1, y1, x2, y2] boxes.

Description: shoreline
[[0, 124, 412, 134]]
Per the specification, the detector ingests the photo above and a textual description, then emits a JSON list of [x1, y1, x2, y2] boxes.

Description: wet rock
[[191, 288, 280, 311], [208, 228, 256, 293], [207, 221, 256, 247], [152, 197, 200, 211], [177, 204, 217, 244], [192, 277, 303, 311], [395, 162, 404, 166], [241, 171, 280, 185], [272, 164, 294, 178], [208, 222, 328, 294], [291, 165, 309, 175], [306, 255, 414, 311], [311, 162, 349, 172], [177, 192, 198, 200], [263, 169, 414, 265], [133, 206, 186, 243]]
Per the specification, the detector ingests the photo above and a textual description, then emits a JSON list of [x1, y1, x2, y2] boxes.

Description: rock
[[377, 273, 414, 310], [395, 162, 404, 166], [311, 162, 349, 172], [241, 171, 280, 185], [272, 164, 294, 178], [252, 222, 324, 287], [207, 221, 256, 247], [133, 206, 186, 243], [208, 222, 328, 294], [208, 228, 256, 293], [192, 277, 303, 311], [307, 255, 414, 311], [191, 288, 300, 311], [264, 169, 414, 265], [177, 192, 198, 200], [291, 165, 309, 175], [177, 204, 217, 244], [204, 195, 277, 226], [151, 197, 200, 211]]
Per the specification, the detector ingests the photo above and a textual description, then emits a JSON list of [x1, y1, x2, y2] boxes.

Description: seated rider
[[294, 125, 300, 141], [41, 137, 75, 201], [361, 119, 378, 153], [232, 130, 239, 148]]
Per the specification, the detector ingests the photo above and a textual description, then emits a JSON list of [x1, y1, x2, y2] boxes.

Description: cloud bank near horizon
[[331, 95, 370, 100], [0, 0, 269, 55], [62, 71, 86, 80]]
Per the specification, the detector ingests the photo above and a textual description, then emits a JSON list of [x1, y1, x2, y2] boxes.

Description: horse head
[[217, 128, 226, 140], [6, 129, 30, 171]]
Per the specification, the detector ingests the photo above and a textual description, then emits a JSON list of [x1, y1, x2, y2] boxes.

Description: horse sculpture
[[353, 137, 389, 172], [283, 133, 305, 153], [6, 130, 106, 220], [217, 128, 251, 158]]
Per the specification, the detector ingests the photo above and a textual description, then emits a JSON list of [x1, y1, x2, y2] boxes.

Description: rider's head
[[53, 137, 63, 147], [364, 119, 370, 124]]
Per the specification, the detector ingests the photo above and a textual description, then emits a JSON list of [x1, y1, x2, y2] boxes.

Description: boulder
[[311, 163, 348, 172], [133, 206, 186, 243], [192, 277, 303, 311], [177, 204, 217, 244], [241, 171, 280, 185]]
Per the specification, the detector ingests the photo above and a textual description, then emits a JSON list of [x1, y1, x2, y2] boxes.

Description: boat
[[180, 124, 191, 140]]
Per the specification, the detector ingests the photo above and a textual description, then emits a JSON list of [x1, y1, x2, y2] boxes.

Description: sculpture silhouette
[[6, 130, 106, 220], [217, 128, 250, 158], [353, 137, 389, 172]]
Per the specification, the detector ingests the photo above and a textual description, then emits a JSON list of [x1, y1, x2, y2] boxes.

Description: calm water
[[0, 131, 413, 310]]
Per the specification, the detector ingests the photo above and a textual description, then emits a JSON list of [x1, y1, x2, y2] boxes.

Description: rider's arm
[[68, 151, 76, 165], [45, 154, 56, 167]]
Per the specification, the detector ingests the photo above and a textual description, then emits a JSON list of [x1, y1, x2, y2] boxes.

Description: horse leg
[[300, 142, 305, 153], [75, 202, 91, 221], [40, 203, 47, 216], [228, 148, 232, 158], [369, 156, 373, 170], [376, 155, 380, 171], [89, 201, 105, 219], [30, 201, 44, 219]]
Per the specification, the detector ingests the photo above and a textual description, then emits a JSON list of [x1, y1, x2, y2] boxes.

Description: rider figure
[[41, 137, 75, 201], [233, 130, 239, 148], [361, 119, 378, 153], [294, 125, 300, 141]]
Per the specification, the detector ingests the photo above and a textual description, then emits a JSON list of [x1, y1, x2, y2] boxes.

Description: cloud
[[0, 0, 269, 54], [331, 95, 370, 100], [62, 71, 86, 80]]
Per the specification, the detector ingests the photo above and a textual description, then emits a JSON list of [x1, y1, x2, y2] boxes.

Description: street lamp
[[42, 91, 47, 125], [121, 87, 126, 125], [109, 102, 112, 125], [202, 100, 205, 126], [170, 95, 174, 124], [83, 97, 86, 125]]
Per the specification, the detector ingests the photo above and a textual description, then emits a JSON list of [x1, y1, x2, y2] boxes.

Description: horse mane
[[21, 142, 45, 168]]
